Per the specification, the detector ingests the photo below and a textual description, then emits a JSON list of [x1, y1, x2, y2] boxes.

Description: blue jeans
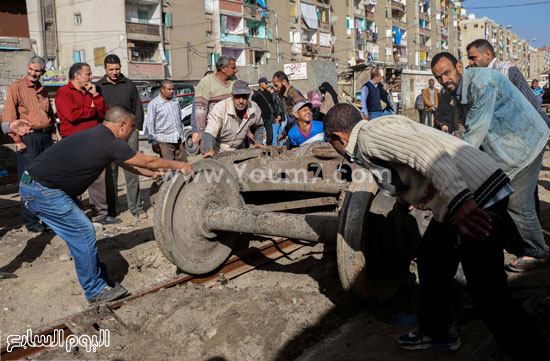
[[19, 178, 108, 299], [421, 110, 434, 127], [369, 111, 383, 120], [508, 149, 549, 258]]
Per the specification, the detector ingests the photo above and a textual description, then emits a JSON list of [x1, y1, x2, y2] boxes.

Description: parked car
[[141, 83, 199, 156]]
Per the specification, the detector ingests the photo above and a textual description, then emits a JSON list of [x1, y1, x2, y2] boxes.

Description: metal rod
[[204, 205, 338, 242]]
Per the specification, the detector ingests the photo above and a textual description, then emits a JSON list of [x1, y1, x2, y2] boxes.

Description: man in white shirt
[[144, 80, 187, 161]]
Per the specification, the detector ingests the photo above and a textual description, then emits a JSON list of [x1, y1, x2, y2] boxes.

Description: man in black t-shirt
[[21, 107, 192, 306]]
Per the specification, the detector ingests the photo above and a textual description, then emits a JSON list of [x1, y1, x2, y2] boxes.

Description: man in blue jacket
[[431, 52, 550, 271]]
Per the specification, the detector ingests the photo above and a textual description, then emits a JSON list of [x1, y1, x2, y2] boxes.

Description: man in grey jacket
[[323, 103, 548, 361], [432, 51, 550, 272]]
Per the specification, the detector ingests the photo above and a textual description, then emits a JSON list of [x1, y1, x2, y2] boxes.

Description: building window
[[73, 49, 85, 63], [94, 47, 106, 66], [164, 12, 173, 28], [164, 49, 171, 64], [74, 13, 82, 25], [138, 9, 149, 24], [128, 41, 158, 62]]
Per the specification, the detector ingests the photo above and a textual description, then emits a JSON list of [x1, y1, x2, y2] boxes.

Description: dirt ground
[[1, 149, 550, 360]]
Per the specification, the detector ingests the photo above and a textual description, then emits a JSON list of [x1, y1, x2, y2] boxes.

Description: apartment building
[[205, 0, 280, 68], [459, 14, 530, 76], [529, 48, 550, 80], [26, 0, 207, 83], [331, 0, 462, 71]]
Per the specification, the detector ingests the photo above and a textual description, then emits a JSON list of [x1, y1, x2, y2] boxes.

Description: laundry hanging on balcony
[[392, 27, 404, 45], [300, 3, 318, 30]]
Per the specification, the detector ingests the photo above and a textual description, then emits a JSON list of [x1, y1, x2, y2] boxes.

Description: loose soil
[[1, 149, 549, 361]]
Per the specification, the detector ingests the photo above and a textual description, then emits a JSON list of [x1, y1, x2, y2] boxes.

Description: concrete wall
[[256, 59, 338, 96], [0, 38, 34, 107], [401, 69, 440, 110], [56, 0, 126, 78], [164, 0, 207, 82], [26, 0, 43, 58]]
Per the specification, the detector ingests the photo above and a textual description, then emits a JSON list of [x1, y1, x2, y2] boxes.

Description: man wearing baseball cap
[[252, 77, 275, 146], [288, 100, 325, 148], [203, 80, 264, 155]]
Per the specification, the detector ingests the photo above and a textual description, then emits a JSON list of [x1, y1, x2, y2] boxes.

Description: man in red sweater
[[55, 63, 120, 224]]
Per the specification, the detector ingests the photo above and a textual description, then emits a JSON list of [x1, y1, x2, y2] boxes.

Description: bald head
[[105, 106, 134, 124], [160, 79, 173, 89]]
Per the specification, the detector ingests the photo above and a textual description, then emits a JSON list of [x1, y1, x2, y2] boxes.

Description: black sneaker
[[98, 216, 123, 225], [88, 284, 128, 307], [26, 223, 46, 233], [398, 327, 461, 351]]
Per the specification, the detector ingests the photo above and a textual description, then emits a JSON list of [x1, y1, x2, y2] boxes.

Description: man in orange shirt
[[2, 56, 58, 233], [421, 79, 440, 127]]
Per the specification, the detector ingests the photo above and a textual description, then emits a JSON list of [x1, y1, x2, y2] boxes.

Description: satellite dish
[[45, 61, 53, 70], [266, 52, 271, 59]]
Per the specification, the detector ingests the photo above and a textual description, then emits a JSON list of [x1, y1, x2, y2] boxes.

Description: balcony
[[318, 45, 331, 55], [220, 0, 243, 14], [419, 27, 431, 36], [392, 18, 406, 28], [366, 11, 375, 21], [302, 43, 317, 57], [391, 1, 406, 12], [248, 36, 266, 49], [128, 61, 163, 80], [221, 33, 245, 44], [243, 4, 264, 20], [126, 22, 161, 42], [356, 30, 375, 42], [318, 21, 331, 33]]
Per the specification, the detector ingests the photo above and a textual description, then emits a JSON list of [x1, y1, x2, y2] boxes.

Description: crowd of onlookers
[[2, 36, 550, 359]]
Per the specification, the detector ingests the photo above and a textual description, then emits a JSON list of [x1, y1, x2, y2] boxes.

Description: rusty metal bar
[[205, 205, 339, 242]]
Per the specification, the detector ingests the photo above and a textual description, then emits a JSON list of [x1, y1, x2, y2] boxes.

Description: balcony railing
[[318, 21, 331, 33], [128, 61, 164, 80], [391, 1, 406, 12], [419, 27, 431, 36], [221, 33, 245, 44], [243, 4, 263, 20], [126, 22, 160, 36]]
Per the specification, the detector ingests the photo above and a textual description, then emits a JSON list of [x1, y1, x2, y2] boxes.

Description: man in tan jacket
[[421, 79, 440, 127]]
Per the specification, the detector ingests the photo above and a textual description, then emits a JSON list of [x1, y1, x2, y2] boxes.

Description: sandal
[[506, 255, 549, 273], [134, 209, 148, 220]]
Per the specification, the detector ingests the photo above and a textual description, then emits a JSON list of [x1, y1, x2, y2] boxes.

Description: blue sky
[[461, 0, 550, 48]]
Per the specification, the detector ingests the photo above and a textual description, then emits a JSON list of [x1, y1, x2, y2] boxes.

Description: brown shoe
[[506, 255, 549, 272], [134, 209, 148, 219]]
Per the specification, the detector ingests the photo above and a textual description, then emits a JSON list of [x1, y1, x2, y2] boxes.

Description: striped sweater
[[194, 73, 234, 134], [346, 116, 510, 222]]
